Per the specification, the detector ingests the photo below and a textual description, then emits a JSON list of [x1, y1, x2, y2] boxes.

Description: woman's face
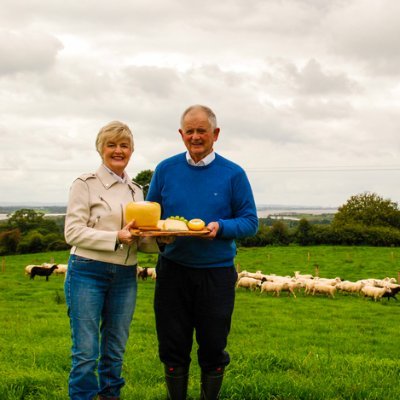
[[102, 137, 133, 176]]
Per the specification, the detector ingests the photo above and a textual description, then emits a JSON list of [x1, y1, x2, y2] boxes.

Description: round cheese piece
[[125, 201, 161, 228]]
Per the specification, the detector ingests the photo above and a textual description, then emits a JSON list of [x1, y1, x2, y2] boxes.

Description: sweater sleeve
[[217, 170, 258, 239]]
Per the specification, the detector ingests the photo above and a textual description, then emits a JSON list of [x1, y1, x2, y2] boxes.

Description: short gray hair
[[95, 121, 134, 155], [180, 105, 218, 131]]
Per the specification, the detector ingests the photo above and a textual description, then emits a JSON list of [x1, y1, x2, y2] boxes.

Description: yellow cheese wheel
[[125, 201, 161, 228]]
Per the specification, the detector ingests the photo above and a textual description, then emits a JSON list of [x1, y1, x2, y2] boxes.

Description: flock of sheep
[[24, 263, 155, 280], [23, 263, 400, 302], [25, 263, 68, 280], [236, 270, 400, 302]]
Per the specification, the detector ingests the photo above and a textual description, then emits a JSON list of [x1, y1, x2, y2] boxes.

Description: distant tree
[[133, 170, 154, 198], [333, 192, 400, 229], [239, 224, 270, 247], [17, 230, 45, 253], [0, 229, 21, 255], [7, 209, 45, 233], [296, 218, 313, 245], [270, 220, 291, 245]]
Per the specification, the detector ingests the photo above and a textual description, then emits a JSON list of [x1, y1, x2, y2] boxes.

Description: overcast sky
[[1, 0, 399, 208]]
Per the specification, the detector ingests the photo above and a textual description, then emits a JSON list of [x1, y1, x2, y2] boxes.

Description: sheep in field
[[30, 265, 58, 281], [281, 281, 300, 298], [237, 270, 249, 280], [294, 271, 313, 280], [137, 267, 148, 280], [147, 267, 156, 279], [237, 270, 265, 281], [336, 280, 365, 295], [381, 284, 400, 301], [137, 267, 156, 280], [53, 264, 68, 274], [25, 264, 40, 275], [312, 283, 336, 298], [304, 279, 318, 295], [261, 281, 282, 296], [361, 285, 391, 302], [236, 277, 261, 291], [261, 281, 298, 298], [316, 277, 342, 286]]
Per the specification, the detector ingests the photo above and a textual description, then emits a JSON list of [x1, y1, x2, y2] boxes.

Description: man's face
[[179, 109, 219, 163]]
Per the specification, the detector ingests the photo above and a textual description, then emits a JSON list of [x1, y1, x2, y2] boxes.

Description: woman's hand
[[117, 220, 137, 246]]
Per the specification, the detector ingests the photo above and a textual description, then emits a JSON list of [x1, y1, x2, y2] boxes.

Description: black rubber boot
[[164, 365, 189, 400], [200, 367, 224, 400]]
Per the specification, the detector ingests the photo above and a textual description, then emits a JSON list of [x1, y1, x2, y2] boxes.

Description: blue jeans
[[65, 255, 137, 400]]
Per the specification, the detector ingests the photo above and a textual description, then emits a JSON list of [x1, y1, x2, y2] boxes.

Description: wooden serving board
[[130, 229, 210, 237]]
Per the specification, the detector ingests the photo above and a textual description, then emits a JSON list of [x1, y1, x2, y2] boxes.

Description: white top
[[102, 164, 128, 183], [186, 151, 215, 167]]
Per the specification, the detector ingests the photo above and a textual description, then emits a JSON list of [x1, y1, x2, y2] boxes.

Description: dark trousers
[[154, 256, 237, 371]]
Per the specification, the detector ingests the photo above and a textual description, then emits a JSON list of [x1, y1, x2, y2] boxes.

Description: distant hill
[[0, 205, 67, 215], [0, 204, 337, 217]]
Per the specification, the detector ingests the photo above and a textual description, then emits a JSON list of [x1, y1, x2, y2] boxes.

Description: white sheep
[[260, 281, 284, 296], [361, 285, 391, 301], [312, 283, 336, 298], [238, 270, 265, 280], [304, 279, 318, 295], [54, 264, 68, 274], [316, 277, 341, 286], [356, 278, 378, 287], [25, 265, 40, 275], [294, 271, 313, 280], [374, 277, 397, 287], [236, 277, 261, 291], [337, 280, 365, 294], [237, 270, 249, 280], [147, 267, 157, 279], [280, 281, 299, 298]]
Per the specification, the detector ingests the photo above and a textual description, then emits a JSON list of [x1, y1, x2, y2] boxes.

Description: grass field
[[1, 246, 400, 399]]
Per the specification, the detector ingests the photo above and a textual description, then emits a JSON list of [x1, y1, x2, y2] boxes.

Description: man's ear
[[213, 128, 220, 141]]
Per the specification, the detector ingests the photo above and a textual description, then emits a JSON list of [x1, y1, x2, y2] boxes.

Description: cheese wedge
[[157, 220, 165, 230], [163, 218, 189, 231]]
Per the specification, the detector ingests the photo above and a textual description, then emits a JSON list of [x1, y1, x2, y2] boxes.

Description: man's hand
[[204, 221, 219, 239]]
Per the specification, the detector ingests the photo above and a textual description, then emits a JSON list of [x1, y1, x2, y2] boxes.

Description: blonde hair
[[95, 121, 134, 155]]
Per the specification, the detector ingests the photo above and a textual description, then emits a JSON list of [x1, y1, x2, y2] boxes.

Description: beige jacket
[[65, 165, 156, 266]]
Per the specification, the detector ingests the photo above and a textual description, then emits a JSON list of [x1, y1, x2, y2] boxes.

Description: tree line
[[239, 192, 400, 247], [0, 170, 154, 256], [1, 185, 400, 255]]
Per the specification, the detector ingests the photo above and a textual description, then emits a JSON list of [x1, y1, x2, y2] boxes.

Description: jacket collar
[[96, 165, 136, 194]]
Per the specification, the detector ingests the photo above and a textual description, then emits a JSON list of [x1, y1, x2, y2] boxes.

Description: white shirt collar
[[102, 164, 128, 183], [186, 151, 215, 167]]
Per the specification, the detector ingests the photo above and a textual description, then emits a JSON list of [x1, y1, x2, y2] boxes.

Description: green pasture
[[0, 246, 399, 399]]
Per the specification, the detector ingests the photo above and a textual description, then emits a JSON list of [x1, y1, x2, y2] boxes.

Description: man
[[147, 105, 258, 400]]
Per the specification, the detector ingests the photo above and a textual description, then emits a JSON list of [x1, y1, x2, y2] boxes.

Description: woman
[[64, 121, 141, 400]]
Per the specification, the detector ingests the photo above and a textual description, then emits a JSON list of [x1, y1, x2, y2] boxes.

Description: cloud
[[0, 30, 63, 75], [326, 0, 400, 75], [0, 0, 399, 207]]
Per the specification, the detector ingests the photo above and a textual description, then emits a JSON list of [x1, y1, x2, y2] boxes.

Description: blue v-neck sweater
[[146, 152, 258, 268]]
